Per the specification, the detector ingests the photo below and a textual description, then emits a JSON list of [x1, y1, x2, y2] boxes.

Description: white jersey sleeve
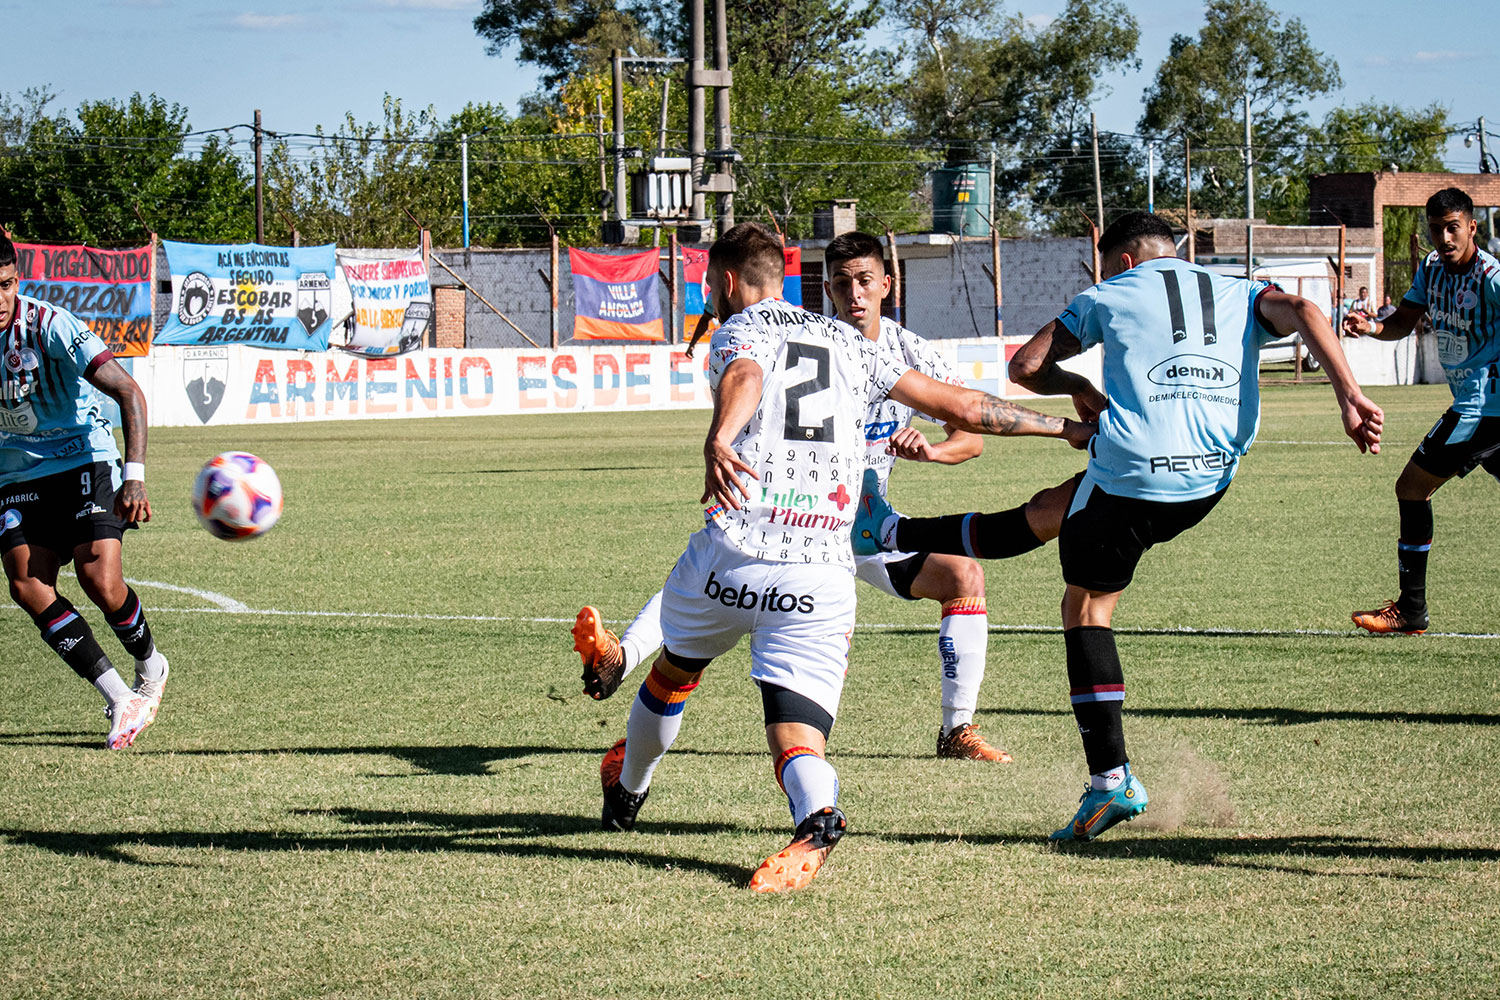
[[862, 318, 965, 495], [706, 300, 909, 566]]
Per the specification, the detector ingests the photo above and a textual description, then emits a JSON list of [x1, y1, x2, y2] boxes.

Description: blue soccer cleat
[[1050, 765, 1149, 841], [850, 469, 896, 556]]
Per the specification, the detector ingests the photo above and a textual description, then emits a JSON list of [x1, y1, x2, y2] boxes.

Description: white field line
[[23, 575, 1496, 640]]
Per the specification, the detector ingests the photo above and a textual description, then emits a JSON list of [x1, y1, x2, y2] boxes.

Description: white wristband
[[123, 462, 145, 483]]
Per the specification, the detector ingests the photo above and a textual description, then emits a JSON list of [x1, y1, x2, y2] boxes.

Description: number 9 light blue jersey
[[1057, 257, 1277, 501]]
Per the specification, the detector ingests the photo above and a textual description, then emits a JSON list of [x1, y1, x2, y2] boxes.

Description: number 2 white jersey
[[706, 298, 910, 567], [861, 317, 966, 497]]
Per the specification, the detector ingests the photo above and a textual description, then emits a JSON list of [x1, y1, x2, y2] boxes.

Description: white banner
[[337, 250, 432, 357], [125, 339, 1103, 428]]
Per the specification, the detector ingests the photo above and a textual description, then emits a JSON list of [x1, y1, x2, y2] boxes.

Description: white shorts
[[853, 550, 925, 600], [659, 526, 856, 721]]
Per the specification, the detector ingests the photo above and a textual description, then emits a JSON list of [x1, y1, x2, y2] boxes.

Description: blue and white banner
[[155, 242, 337, 351]]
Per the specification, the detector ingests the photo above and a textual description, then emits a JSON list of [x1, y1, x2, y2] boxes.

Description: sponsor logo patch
[[1147, 353, 1239, 390]]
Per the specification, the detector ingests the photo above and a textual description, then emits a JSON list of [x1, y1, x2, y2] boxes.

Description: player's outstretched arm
[[1344, 301, 1422, 341], [888, 370, 1093, 448], [86, 358, 152, 522], [700, 358, 763, 510], [1259, 290, 1383, 455], [1009, 320, 1109, 421], [886, 424, 983, 464]]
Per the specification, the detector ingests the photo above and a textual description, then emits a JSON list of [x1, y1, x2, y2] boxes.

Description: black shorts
[[1058, 479, 1227, 592], [1410, 409, 1500, 480], [0, 460, 133, 564]]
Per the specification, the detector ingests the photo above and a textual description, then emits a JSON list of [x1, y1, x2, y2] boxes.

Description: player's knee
[[954, 558, 985, 598], [8, 575, 52, 614]]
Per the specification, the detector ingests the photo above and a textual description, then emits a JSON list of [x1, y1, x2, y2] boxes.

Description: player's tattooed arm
[[888, 371, 1093, 448], [1009, 320, 1108, 420], [86, 358, 153, 522]]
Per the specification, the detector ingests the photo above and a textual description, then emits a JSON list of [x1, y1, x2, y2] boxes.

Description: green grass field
[[2, 384, 1497, 999]]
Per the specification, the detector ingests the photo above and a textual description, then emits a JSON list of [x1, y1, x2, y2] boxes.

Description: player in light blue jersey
[[0, 234, 169, 749], [854, 212, 1382, 840], [1348, 187, 1500, 634]]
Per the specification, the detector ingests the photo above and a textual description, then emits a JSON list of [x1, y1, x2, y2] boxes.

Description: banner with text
[[123, 338, 1103, 428], [13, 242, 154, 357], [683, 245, 802, 322], [569, 248, 663, 341], [337, 250, 432, 357], [155, 241, 337, 351]]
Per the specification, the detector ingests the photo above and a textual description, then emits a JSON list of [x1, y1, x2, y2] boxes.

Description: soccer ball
[[192, 452, 283, 541]]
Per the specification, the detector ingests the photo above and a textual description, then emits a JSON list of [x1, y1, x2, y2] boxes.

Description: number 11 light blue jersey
[[1057, 257, 1277, 501]]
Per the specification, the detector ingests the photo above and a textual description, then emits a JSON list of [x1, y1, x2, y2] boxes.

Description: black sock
[[1396, 499, 1433, 614], [895, 505, 1044, 559], [105, 586, 155, 660], [32, 597, 112, 683], [1064, 626, 1127, 774]]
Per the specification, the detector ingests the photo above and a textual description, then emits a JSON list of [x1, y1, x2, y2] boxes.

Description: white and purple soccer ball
[[191, 452, 283, 541]]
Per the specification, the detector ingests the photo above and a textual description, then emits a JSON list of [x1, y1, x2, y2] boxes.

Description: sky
[[6, 0, 1498, 170]]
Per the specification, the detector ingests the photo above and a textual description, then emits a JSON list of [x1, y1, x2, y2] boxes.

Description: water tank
[[932, 164, 991, 236]]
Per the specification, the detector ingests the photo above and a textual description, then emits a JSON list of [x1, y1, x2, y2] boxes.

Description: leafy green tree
[[1139, 0, 1341, 224]]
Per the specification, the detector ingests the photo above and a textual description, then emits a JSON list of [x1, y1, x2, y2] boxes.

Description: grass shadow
[[979, 706, 1500, 726]]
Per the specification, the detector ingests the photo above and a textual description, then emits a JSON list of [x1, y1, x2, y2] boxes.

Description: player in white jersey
[[0, 235, 169, 749], [575, 232, 1078, 761], [592, 223, 1092, 892]]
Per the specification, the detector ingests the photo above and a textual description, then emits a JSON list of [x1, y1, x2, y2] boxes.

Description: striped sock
[[619, 662, 702, 794], [938, 597, 988, 733], [776, 746, 839, 826], [894, 506, 1044, 559], [1396, 499, 1433, 614], [1064, 626, 1127, 775], [32, 597, 113, 685], [105, 587, 156, 662]]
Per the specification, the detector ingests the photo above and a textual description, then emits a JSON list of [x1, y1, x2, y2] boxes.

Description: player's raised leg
[[855, 469, 1076, 559]]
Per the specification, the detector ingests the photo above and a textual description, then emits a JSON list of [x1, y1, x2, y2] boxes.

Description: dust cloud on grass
[[1134, 741, 1237, 832]]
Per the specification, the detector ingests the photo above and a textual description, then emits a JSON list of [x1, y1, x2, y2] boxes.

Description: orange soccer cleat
[[748, 806, 846, 893], [936, 723, 1013, 762], [573, 606, 626, 699], [1351, 601, 1428, 635]]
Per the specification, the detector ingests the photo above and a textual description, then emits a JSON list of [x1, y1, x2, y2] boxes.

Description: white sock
[[619, 665, 697, 794], [778, 749, 839, 826], [879, 513, 902, 550], [135, 646, 166, 681], [618, 590, 664, 676], [1091, 766, 1127, 791], [93, 669, 133, 707], [938, 598, 987, 736]]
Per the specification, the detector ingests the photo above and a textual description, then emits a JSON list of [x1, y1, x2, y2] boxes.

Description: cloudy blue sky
[[6, 0, 1497, 167]]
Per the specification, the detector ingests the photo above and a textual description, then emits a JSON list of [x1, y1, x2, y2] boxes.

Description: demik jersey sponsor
[[1, 294, 120, 487], [1058, 257, 1277, 502], [862, 317, 966, 496], [1402, 248, 1500, 416], [706, 299, 909, 566]]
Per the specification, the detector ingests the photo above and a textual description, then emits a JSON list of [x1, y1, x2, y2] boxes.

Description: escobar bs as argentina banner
[[155, 241, 337, 351], [569, 248, 663, 341]]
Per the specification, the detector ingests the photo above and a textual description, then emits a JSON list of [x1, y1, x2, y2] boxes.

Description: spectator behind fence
[[1375, 295, 1396, 321], [1350, 286, 1374, 317]]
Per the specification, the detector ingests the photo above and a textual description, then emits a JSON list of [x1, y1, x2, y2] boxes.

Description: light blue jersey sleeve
[[1057, 285, 1104, 349], [1247, 279, 1279, 344], [40, 306, 110, 377]]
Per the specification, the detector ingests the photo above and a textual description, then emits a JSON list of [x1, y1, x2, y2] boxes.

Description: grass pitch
[[1, 384, 1497, 999]]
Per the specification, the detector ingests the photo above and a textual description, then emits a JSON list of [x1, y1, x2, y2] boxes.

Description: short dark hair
[[824, 231, 887, 273], [1098, 211, 1176, 259], [708, 222, 785, 288], [0, 233, 15, 270], [1426, 187, 1474, 219]]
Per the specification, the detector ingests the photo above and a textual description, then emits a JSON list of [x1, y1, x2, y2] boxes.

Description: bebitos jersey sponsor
[[862, 317, 966, 497], [706, 298, 910, 567], [0, 294, 120, 487], [1058, 257, 1276, 502], [1402, 248, 1500, 416]]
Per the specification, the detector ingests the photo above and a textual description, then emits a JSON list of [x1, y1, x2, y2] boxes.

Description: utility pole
[[612, 49, 627, 224], [712, 0, 734, 231], [1147, 142, 1155, 214], [1184, 135, 1194, 260], [460, 133, 470, 249], [1244, 87, 1255, 221], [1090, 113, 1104, 233], [688, 0, 706, 228], [253, 109, 264, 243], [595, 95, 609, 225]]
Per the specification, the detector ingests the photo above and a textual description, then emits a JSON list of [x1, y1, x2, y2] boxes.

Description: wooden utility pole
[[668, 230, 680, 344], [991, 224, 1002, 337], [253, 109, 264, 243], [595, 95, 609, 224], [885, 228, 902, 324], [1091, 112, 1104, 233], [712, 0, 734, 231], [1184, 135, 1195, 260], [549, 233, 560, 349]]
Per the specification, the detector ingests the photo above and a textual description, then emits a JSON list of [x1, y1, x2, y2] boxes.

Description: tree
[[474, 1, 664, 89], [1139, 0, 1341, 224]]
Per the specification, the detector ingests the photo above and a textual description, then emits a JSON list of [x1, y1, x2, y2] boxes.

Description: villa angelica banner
[[155, 241, 337, 351], [13, 242, 154, 357]]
